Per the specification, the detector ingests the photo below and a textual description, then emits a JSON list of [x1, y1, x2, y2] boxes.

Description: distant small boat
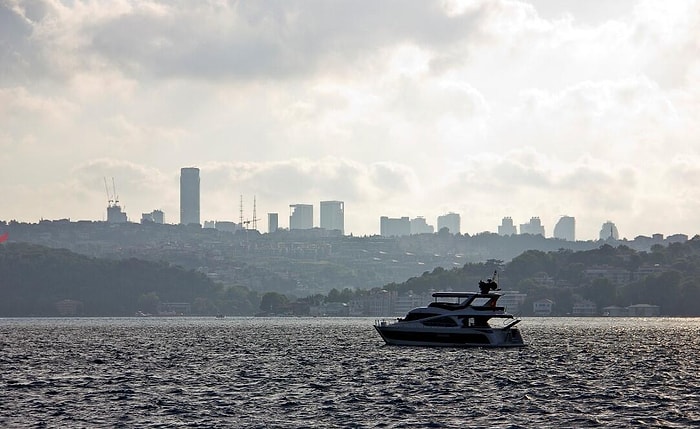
[[374, 274, 525, 348]]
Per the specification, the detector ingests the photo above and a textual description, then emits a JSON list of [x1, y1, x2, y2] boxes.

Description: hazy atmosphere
[[2, 0, 699, 240]]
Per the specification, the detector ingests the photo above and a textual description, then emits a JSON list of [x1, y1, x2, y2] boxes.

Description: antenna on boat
[[491, 270, 501, 291]]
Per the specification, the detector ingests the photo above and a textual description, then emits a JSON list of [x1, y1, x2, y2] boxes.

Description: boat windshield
[[470, 297, 493, 307], [403, 312, 440, 321]]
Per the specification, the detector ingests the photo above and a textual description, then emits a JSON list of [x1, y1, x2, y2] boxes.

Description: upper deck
[[431, 292, 476, 299], [428, 291, 504, 311]]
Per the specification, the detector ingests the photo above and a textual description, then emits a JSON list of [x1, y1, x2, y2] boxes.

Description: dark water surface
[[1, 317, 700, 428]]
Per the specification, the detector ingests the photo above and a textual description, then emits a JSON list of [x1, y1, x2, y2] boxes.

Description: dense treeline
[[6, 238, 700, 317], [502, 240, 700, 315], [322, 238, 700, 316], [0, 243, 260, 316]]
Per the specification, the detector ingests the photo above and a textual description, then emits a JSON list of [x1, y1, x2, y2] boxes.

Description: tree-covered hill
[[6, 238, 700, 317], [375, 238, 700, 316], [0, 243, 260, 316]]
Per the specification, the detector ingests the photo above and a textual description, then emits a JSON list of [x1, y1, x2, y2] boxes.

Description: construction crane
[[111, 177, 119, 206], [103, 177, 113, 207], [103, 177, 122, 207]]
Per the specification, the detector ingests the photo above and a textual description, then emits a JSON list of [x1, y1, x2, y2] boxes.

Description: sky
[[1, 0, 699, 240]]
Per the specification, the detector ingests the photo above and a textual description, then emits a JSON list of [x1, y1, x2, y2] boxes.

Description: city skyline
[[0, 171, 690, 241], [2, 1, 700, 240]]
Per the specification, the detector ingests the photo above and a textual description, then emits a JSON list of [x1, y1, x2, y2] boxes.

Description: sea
[[1, 317, 699, 428]]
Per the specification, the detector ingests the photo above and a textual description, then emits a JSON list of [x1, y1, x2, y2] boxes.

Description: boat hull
[[374, 324, 525, 348]]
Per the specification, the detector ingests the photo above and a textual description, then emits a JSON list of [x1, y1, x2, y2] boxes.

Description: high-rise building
[[410, 217, 434, 234], [553, 216, 575, 241], [320, 201, 344, 234], [152, 209, 164, 224], [599, 221, 619, 240], [498, 217, 517, 236], [141, 209, 164, 224], [215, 221, 238, 233], [107, 205, 127, 223], [380, 216, 410, 237], [104, 177, 127, 224], [180, 167, 200, 226], [289, 204, 313, 230], [437, 213, 460, 234], [268, 213, 279, 233], [520, 217, 545, 236]]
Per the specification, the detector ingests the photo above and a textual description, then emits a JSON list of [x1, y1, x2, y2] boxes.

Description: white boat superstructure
[[374, 279, 525, 348]]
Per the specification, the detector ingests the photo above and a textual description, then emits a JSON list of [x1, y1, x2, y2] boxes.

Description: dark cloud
[[7, 0, 485, 82], [202, 158, 411, 203], [0, 3, 34, 82]]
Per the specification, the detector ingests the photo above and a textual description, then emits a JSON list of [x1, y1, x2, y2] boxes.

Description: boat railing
[[502, 319, 521, 329]]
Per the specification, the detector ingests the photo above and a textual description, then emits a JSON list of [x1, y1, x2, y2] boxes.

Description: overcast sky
[[1, 0, 699, 240]]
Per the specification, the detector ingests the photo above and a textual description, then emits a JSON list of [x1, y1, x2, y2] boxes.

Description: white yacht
[[374, 278, 525, 348]]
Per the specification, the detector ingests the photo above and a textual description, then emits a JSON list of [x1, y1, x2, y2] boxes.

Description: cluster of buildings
[[110, 167, 463, 237], [379, 213, 461, 236], [106, 168, 349, 234], [497, 216, 621, 242], [178, 167, 350, 234], [105, 167, 622, 242], [278, 201, 346, 234]]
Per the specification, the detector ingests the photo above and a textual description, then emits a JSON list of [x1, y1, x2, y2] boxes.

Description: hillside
[[380, 240, 700, 316], [0, 243, 259, 316]]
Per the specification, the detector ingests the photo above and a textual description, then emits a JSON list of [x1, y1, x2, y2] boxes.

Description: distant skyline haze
[[1, 0, 699, 240]]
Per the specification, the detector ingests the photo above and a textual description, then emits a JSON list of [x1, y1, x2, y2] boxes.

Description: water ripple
[[1, 317, 700, 428]]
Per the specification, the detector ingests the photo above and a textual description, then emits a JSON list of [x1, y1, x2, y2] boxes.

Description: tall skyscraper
[[320, 201, 344, 234], [498, 217, 517, 236], [553, 216, 575, 241], [437, 213, 460, 234], [180, 167, 200, 226], [289, 204, 313, 230], [268, 213, 279, 233]]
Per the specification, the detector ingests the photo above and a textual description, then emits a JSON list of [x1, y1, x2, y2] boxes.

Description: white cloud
[[2, 0, 700, 240], [499, 76, 682, 162]]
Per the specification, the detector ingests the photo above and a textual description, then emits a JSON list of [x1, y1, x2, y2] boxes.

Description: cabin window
[[404, 312, 439, 322], [422, 317, 458, 327]]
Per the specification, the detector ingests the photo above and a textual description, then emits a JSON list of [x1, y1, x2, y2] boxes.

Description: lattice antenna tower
[[252, 196, 257, 230], [239, 195, 244, 226]]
